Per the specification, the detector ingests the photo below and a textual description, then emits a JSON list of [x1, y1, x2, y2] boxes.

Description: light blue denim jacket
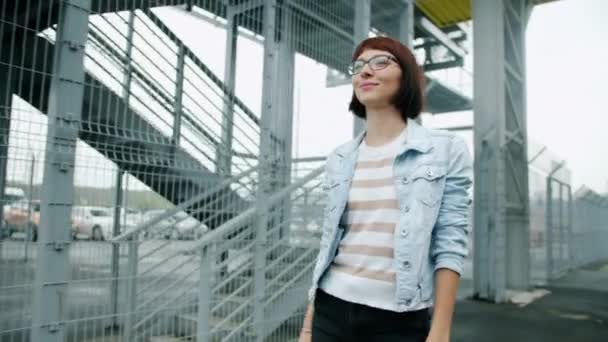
[[308, 119, 473, 311]]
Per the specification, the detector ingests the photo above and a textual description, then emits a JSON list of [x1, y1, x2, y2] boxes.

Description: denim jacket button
[[403, 205, 410, 213], [402, 177, 409, 184], [400, 229, 409, 237], [403, 261, 411, 269]]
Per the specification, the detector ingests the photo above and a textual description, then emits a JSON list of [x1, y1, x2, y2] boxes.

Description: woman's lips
[[360, 83, 378, 91]]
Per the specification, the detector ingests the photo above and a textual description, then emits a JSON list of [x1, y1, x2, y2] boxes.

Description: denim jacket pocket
[[410, 165, 447, 207]]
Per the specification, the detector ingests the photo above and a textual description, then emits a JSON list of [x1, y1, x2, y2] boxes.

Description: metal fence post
[[0, 31, 13, 251], [30, 1, 91, 341], [545, 177, 553, 281], [558, 181, 564, 275], [197, 244, 213, 342], [110, 12, 135, 324], [564, 184, 574, 270], [24, 154, 35, 262], [110, 169, 124, 330], [123, 241, 139, 341]]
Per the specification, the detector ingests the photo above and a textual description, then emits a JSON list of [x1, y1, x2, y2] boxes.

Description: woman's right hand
[[298, 328, 312, 342], [299, 303, 314, 341]]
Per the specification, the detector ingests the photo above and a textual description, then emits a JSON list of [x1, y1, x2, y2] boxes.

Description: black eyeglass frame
[[348, 55, 399, 75]]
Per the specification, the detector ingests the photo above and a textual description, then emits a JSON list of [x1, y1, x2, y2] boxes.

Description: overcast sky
[[525, 0, 608, 193]]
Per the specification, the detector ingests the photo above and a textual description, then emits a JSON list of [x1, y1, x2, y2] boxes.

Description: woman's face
[[351, 49, 402, 109]]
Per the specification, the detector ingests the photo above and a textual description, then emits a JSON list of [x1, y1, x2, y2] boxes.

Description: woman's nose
[[359, 65, 374, 77]]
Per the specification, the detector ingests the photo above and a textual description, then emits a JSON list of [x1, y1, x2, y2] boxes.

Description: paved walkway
[[452, 261, 608, 342]]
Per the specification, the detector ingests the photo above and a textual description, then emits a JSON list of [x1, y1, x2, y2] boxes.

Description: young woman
[[299, 36, 473, 342]]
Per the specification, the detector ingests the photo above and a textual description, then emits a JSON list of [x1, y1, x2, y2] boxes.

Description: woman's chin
[[359, 97, 387, 108]]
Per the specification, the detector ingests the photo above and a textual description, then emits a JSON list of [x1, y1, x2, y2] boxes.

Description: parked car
[[3, 186, 26, 204], [3, 199, 40, 241], [140, 209, 177, 238], [72, 206, 115, 241], [120, 207, 143, 227], [1, 187, 27, 239]]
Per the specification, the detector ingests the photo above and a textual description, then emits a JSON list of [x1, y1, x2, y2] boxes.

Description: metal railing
[[104, 163, 325, 341]]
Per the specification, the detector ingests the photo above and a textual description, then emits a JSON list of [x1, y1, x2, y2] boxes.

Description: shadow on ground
[[453, 261, 608, 342]]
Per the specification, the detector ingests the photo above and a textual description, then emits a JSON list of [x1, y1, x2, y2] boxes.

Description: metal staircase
[[1, 4, 259, 227], [1, 3, 326, 340]]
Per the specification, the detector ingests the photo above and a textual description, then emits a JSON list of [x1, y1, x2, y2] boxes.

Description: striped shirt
[[319, 128, 426, 311]]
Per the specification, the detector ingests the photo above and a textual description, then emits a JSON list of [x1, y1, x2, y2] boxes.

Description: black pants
[[312, 289, 431, 342]]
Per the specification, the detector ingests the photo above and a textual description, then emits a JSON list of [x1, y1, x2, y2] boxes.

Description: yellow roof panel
[[415, 0, 471, 28]]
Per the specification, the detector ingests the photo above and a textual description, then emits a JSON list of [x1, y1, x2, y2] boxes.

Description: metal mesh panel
[[527, 139, 575, 285], [571, 188, 608, 269]]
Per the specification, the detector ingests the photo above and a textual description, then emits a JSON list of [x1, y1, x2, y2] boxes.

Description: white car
[[141, 209, 177, 238], [72, 206, 115, 240]]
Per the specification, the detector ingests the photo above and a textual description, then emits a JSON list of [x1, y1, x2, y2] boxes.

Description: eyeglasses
[[348, 55, 398, 75]]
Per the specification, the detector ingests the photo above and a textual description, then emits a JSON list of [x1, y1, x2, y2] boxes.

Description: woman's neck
[[364, 106, 407, 147]]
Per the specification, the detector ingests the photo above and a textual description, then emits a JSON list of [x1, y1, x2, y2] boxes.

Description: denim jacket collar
[[334, 118, 434, 159]]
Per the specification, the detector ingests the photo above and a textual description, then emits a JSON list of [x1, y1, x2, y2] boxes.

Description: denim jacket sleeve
[[307, 153, 336, 302], [430, 135, 473, 276]]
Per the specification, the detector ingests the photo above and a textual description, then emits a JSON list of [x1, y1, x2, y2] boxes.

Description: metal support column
[[353, 0, 370, 136], [217, 6, 238, 177], [253, 0, 277, 340], [271, 2, 295, 240], [399, 0, 420, 125], [473, 0, 531, 302], [398, 0, 415, 48], [31, 1, 91, 341]]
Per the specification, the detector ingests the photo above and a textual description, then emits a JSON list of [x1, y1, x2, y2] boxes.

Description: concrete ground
[[451, 261, 608, 342]]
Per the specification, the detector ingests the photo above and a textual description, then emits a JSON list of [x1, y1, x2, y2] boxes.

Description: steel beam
[[173, 44, 185, 147], [416, 16, 467, 59], [218, 6, 238, 177], [31, 1, 91, 341], [473, 0, 531, 302]]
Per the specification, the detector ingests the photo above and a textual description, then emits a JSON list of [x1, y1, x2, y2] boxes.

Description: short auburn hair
[[348, 36, 426, 120]]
